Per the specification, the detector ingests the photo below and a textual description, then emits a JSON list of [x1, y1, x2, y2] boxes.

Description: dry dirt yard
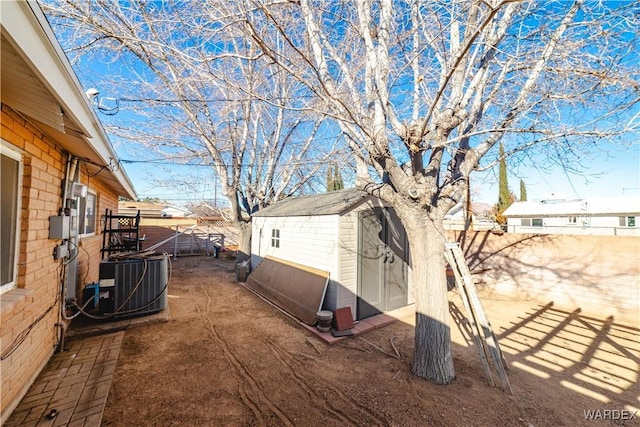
[[99, 256, 638, 426]]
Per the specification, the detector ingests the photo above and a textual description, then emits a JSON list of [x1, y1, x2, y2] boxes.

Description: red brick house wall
[[0, 105, 120, 420]]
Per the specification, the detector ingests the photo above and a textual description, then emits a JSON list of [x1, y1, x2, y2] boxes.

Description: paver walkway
[[5, 331, 124, 427]]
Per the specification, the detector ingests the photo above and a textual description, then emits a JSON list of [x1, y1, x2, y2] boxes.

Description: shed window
[[620, 216, 636, 227], [568, 215, 577, 224], [521, 218, 531, 226], [531, 218, 543, 227], [271, 229, 280, 248], [1, 143, 22, 292]]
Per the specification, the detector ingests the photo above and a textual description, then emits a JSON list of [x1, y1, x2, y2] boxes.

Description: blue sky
[[47, 1, 639, 207], [115, 141, 639, 206], [472, 147, 639, 203]]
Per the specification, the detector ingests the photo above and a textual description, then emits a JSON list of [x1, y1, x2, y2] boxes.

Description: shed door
[[357, 208, 408, 320]]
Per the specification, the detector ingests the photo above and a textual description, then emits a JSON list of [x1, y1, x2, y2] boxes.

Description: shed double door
[[357, 207, 409, 320]]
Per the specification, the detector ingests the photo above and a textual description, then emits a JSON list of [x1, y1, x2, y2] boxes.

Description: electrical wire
[[64, 239, 81, 265], [118, 158, 349, 167], [63, 295, 96, 320], [71, 252, 171, 320], [1, 301, 58, 361]]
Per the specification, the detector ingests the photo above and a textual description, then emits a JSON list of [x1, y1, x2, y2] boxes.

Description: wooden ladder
[[444, 242, 513, 394]]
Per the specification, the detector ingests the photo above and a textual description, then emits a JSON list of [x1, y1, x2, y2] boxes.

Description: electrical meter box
[[49, 215, 70, 239]]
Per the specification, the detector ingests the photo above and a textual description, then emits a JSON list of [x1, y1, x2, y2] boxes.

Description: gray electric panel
[[49, 215, 70, 239]]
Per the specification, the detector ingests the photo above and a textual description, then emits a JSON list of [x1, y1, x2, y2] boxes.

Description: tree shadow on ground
[[447, 295, 639, 422]]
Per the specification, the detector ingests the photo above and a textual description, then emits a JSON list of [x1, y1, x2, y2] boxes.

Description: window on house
[[568, 215, 577, 224], [271, 229, 280, 248], [521, 218, 531, 226], [531, 218, 543, 227], [620, 216, 636, 227], [1, 144, 22, 292], [78, 190, 97, 235]]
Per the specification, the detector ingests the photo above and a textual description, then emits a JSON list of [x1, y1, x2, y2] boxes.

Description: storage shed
[[250, 189, 413, 321]]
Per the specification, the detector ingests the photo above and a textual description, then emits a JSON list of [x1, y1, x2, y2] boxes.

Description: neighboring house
[[118, 201, 191, 218], [251, 189, 413, 321], [161, 206, 191, 218], [1, 1, 136, 422], [503, 197, 640, 236], [118, 201, 166, 217], [444, 201, 500, 231], [118, 201, 166, 218]]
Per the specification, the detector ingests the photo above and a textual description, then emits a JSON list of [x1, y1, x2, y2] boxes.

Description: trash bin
[[236, 260, 250, 282], [316, 310, 333, 332]]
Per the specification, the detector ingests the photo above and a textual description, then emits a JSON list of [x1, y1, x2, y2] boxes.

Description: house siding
[[507, 216, 640, 236], [0, 105, 120, 421], [504, 198, 640, 236]]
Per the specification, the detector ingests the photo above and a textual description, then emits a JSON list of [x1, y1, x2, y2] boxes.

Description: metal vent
[[98, 255, 168, 318]]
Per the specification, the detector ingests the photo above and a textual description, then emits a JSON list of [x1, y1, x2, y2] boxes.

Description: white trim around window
[[271, 229, 280, 248], [1, 141, 23, 293], [78, 189, 97, 236]]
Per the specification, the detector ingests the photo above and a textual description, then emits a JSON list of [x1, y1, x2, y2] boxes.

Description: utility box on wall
[[49, 215, 70, 239]]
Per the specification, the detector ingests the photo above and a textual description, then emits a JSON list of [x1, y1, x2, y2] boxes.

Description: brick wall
[[449, 230, 640, 324], [0, 105, 120, 421]]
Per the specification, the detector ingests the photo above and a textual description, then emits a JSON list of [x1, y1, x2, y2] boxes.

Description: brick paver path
[[5, 331, 124, 427]]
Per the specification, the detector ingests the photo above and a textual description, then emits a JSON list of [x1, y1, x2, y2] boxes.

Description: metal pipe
[[57, 153, 76, 352]]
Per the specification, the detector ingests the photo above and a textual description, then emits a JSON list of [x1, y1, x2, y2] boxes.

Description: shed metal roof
[[252, 188, 369, 217], [503, 197, 640, 217]]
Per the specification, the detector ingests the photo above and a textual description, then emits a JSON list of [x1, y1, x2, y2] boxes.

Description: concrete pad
[[361, 313, 397, 329], [66, 306, 170, 339]]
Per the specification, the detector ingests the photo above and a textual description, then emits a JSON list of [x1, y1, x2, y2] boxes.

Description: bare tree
[[238, 0, 639, 383], [40, 0, 346, 262]]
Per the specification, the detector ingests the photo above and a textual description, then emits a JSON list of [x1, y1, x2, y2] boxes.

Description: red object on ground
[[334, 307, 355, 331]]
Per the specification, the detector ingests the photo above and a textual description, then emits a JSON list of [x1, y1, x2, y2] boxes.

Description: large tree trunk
[[235, 221, 252, 265], [404, 212, 456, 384]]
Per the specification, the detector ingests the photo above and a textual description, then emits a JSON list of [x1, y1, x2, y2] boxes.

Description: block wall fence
[[449, 230, 639, 325]]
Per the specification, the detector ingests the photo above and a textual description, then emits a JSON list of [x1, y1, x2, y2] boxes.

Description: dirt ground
[[94, 256, 638, 426]]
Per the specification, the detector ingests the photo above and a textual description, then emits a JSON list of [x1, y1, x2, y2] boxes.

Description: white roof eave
[[1, 1, 137, 199]]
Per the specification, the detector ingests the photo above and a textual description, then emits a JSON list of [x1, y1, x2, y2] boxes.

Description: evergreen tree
[[494, 143, 512, 224], [326, 163, 344, 191], [333, 165, 344, 190], [326, 165, 335, 191], [520, 179, 527, 201]]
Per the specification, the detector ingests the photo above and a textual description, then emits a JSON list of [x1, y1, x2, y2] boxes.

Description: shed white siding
[[251, 215, 340, 276], [250, 191, 414, 321], [251, 214, 344, 314]]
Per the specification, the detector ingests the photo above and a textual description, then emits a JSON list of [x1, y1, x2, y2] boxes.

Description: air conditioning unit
[[95, 254, 169, 319]]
